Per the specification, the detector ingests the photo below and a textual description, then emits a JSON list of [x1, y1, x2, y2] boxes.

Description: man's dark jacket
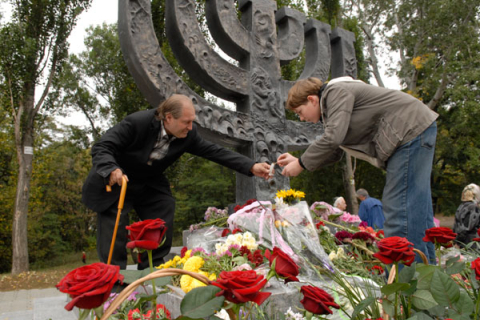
[[82, 109, 255, 212]]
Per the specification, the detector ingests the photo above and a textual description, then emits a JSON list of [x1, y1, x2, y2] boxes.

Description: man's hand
[[109, 168, 129, 186], [277, 153, 304, 177], [250, 163, 271, 180]]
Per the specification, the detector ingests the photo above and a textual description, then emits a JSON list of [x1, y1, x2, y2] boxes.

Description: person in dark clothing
[[82, 251, 86, 264], [82, 94, 271, 270], [453, 184, 480, 246], [356, 188, 385, 229]]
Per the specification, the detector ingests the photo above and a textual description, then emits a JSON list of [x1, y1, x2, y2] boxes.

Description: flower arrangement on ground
[[57, 218, 169, 320]]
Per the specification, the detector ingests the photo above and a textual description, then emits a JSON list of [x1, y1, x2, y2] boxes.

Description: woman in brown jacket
[[277, 77, 438, 264]]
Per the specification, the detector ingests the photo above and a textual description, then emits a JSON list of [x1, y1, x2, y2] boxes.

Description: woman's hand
[[277, 153, 304, 177]]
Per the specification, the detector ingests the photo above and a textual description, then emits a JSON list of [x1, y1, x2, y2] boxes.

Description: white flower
[[214, 309, 231, 320], [234, 233, 243, 243], [243, 231, 253, 240], [337, 247, 346, 259], [329, 251, 338, 261], [284, 307, 305, 320], [215, 243, 228, 255]]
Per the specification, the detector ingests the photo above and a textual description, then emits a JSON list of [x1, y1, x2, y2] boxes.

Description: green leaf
[[411, 289, 438, 310], [430, 269, 460, 306], [452, 291, 474, 316], [402, 279, 418, 295], [381, 282, 411, 295], [351, 297, 375, 319], [427, 304, 446, 317], [447, 308, 473, 320], [328, 213, 343, 221], [180, 285, 225, 319], [382, 299, 395, 317], [405, 312, 434, 320], [445, 261, 465, 275], [399, 263, 416, 283], [416, 265, 437, 290]]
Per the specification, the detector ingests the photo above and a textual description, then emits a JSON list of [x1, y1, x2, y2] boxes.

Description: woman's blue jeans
[[382, 122, 437, 264]]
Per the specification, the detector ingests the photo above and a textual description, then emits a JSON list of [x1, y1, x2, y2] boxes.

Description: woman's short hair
[[461, 183, 480, 202], [286, 77, 324, 110], [155, 94, 190, 121], [333, 197, 345, 208]]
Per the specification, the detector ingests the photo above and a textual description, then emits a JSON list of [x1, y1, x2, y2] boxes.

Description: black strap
[[318, 83, 327, 99]]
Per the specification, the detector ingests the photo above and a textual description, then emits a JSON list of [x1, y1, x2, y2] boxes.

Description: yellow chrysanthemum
[[184, 249, 192, 259], [180, 270, 215, 293], [183, 256, 204, 272]]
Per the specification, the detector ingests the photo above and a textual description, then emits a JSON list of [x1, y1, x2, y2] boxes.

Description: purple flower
[[127, 291, 139, 301]]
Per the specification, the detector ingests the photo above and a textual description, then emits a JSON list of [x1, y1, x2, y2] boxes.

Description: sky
[[69, 0, 118, 54]]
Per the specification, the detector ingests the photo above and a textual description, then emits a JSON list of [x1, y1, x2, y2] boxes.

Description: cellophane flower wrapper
[[185, 226, 224, 253], [227, 201, 333, 281]]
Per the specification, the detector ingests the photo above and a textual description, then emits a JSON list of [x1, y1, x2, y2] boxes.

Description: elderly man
[[82, 94, 271, 269], [356, 188, 385, 229]]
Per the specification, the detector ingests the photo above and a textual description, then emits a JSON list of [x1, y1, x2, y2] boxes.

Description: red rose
[[211, 270, 271, 305], [373, 236, 416, 266], [232, 228, 243, 234], [423, 227, 457, 245], [376, 230, 385, 238], [471, 258, 480, 280], [56, 262, 123, 311], [265, 247, 300, 283], [221, 229, 231, 237], [300, 285, 340, 315], [126, 218, 167, 250], [315, 221, 325, 229]]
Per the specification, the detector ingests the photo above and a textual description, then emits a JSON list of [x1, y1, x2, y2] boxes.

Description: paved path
[[0, 288, 76, 320], [0, 248, 182, 319]]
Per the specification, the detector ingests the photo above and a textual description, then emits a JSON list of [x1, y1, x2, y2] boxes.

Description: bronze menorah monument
[[118, 0, 357, 204]]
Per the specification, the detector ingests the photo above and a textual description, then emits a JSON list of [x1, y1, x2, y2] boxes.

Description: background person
[[277, 76, 438, 264], [82, 94, 271, 270], [453, 183, 480, 246], [333, 196, 347, 211], [356, 188, 385, 229]]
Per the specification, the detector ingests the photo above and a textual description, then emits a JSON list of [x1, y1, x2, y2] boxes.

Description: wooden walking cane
[[106, 176, 128, 265]]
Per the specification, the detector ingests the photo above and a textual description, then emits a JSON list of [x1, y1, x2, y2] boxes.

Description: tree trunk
[[12, 146, 33, 274], [11, 92, 35, 274], [342, 155, 359, 214]]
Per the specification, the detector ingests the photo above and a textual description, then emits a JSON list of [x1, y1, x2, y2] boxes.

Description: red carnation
[[316, 221, 325, 229], [352, 231, 376, 243], [335, 231, 353, 244], [221, 229, 231, 237], [180, 246, 188, 258]]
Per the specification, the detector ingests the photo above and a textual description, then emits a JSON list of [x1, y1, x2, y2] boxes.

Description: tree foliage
[[0, 0, 92, 274]]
